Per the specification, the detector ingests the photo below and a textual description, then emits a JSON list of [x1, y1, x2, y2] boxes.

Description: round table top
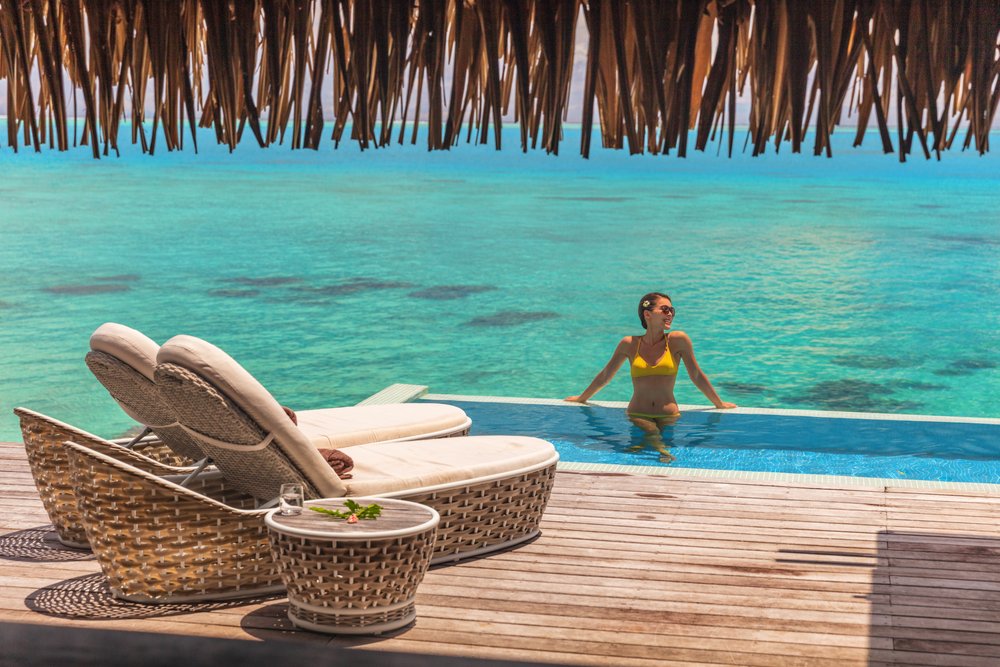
[[265, 496, 439, 539]]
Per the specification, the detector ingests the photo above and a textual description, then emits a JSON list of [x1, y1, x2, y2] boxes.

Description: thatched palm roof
[[1, 0, 998, 159]]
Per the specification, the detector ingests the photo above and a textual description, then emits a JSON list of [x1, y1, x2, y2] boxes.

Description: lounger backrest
[[86, 323, 205, 462], [155, 335, 346, 502], [15, 406, 188, 471]]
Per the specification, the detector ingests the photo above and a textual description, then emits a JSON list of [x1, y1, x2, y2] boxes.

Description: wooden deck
[[3, 439, 1000, 666]]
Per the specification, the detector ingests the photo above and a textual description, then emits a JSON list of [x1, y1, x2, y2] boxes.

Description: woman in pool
[[566, 292, 736, 439]]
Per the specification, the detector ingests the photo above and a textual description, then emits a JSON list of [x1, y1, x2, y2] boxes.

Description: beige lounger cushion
[[157, 335, 347, 498], [296, 403, 469, 448], [90, 323, 159, 380], [343, 435, 557, 496]]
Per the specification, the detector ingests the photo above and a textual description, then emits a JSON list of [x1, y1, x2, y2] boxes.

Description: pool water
[[1, 123, 999, 442], [428, 397, 1000, 484]]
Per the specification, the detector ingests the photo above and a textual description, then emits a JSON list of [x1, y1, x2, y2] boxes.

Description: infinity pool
[[425, 396, 1000, 484]]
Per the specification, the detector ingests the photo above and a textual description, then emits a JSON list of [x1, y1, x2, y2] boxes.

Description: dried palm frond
[[0, 0, 997, 159]]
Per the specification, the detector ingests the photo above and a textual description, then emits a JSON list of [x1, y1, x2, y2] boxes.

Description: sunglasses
[[650, 305, 675, 316]]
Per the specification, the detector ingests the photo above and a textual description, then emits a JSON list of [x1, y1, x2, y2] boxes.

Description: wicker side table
[[265, 497, 439, 635]]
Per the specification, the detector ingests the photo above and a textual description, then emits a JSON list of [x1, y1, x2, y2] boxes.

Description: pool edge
[[555, 460, 1000, 493], [424, 392, 1000, 425], [362, 385, 1000, 495]]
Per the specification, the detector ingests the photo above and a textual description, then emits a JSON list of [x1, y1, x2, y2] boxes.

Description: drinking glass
[[279, 483, 304, 516]]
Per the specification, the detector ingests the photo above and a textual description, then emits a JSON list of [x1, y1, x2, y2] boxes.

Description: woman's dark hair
[[637, 292, 671, 329]]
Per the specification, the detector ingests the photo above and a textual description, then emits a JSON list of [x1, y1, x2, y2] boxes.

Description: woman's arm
[[672, 332, 736, 409], [566, 338, 631, 403]]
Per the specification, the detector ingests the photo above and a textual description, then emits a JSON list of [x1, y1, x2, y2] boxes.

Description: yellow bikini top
[[630, 335, 678, 378]]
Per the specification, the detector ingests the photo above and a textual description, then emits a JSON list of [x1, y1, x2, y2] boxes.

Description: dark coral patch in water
[[932, 359, 996, 376], [787, 379, 922, 413], [933, 368, 975, 377], [209, 289, 260, 298], [224, 277, 303, 287], [888, 380, 947, 391], [717, 382, 767, 395], [954, 358, 997, 370], [409, 285, 498, 300], [466, 311, 559, 327], [293, 278, 416, 297], [831, 355, 916, 370], [43, 284, 130, 295], [95, 274, 141, 282], [0, 300, 13, 309]]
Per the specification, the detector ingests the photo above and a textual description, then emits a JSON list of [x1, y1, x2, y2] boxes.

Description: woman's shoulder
[[617, 335, 641, 349], [667, 330, 691, 344]]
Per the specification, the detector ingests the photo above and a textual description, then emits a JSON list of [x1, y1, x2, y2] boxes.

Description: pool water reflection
[[425, 398, 1000, 484]]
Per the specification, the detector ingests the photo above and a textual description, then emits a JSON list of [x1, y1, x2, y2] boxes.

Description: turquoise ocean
[[1, 123, 998, 442]]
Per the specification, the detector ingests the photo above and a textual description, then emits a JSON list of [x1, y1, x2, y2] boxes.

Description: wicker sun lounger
[[64, 440, 280, 602], [63, 422, 557, 602], [15, 408, 248, 548], [61, 356, 558, 602], [152, 335, 559, 564], [46, 334, 555, 602]]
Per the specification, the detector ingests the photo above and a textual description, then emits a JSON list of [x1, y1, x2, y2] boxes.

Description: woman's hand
[[714, 401, 737, 409], [565, 395, 587, 404]]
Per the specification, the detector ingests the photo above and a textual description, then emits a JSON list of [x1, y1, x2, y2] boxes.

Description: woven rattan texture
[[290, 600, 415, 630], [404, 462, 557, 561], [188, 478, 259, 509], [17, 410, 194, 546], [18, 411, 91, 547], [15, 409, 250, 548], [66, 444, 284, 602], [269, 528, 436, 628], [86, 350, 206, 461], [128, 442, 195, 468], [155, 362, 322, 502]]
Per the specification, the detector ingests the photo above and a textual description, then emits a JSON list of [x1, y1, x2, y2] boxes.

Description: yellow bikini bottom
[[627, 412, 681, 420]]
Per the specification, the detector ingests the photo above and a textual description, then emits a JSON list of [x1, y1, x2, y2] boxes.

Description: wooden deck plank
[[2, 441, 1000, 666]]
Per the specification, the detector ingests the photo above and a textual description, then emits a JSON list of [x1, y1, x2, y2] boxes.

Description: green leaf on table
[[308, 500, 383, 521], [356, 503, 382, 520], [344, 499, 362, 512], [308, 506, 350, 519]]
